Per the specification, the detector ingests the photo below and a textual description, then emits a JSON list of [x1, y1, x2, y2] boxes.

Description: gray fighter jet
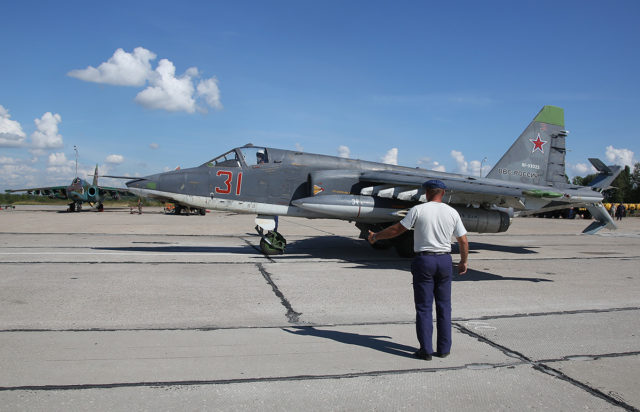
[[119, 106, 621, 255]]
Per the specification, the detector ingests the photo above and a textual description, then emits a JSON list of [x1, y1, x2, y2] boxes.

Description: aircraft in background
[[111, 106, 621, 255], [5, 165, 134, 212]]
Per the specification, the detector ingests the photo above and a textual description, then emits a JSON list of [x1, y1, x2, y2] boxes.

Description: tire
[[259, 231, 286, 255]]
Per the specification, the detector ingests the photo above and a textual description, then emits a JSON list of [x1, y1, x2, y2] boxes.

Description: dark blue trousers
[[411, 254, 453, 355]]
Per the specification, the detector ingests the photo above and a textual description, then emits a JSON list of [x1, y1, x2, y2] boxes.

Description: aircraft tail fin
[[587, 158, 623, 190], [486, 106, 568, 186], [93, 164, 99, 186]]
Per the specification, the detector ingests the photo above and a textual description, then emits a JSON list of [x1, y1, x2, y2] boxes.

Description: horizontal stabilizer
[[588, 158, 611, 174], [587, 159, 623, 190], [582, 203, 616, 234], [100, 174, 139, 180]]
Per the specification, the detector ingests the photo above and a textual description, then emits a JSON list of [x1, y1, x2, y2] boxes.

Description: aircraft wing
[[97, 186, 136, 199], [5, 185, 69, 199], [358, 171, 533, 209]]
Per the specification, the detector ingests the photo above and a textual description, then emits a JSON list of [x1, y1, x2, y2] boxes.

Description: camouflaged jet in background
[[118, 106, 621, 255], [5, 165, 133, 212]]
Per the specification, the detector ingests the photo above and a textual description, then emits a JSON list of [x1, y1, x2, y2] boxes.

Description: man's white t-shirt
[[399, 202, 467, 253]]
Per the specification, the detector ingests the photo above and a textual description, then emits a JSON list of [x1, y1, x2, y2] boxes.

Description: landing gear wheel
[[98, 203, 104, 212], [259, 230, 287, 255], [68, 202, 75, 212]]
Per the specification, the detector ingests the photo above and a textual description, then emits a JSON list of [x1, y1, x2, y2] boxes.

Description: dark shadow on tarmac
[[455, 268, 552, 283], [278, 236, 550, 282], [459, 242, 538, 254], [282, 326, 416, 358], [284, 236, 538, 257], [93, 246, 258, 254], [93, 236, 550, 282]]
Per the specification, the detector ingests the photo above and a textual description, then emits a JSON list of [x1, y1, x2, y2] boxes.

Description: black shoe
[[434, 351, 450, 358], [413, 349, 432, 361]]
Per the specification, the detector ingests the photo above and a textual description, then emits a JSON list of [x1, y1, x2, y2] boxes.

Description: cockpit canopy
[[202, 146, 269, 168]]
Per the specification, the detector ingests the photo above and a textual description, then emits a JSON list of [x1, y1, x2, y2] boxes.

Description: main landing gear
[[255, 215, 286, 255], [356, 222, 415, 258], [67, 201, 82, 212]]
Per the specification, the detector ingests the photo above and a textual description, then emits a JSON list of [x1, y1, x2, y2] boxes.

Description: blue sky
[[1, 0, 638, 190]]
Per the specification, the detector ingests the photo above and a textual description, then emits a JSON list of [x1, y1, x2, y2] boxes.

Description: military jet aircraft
[[5, 165, 133, 212], [115, 106, 621, 255]]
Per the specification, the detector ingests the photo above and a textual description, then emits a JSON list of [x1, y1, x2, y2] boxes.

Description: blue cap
[[422, 179, 446, 189]]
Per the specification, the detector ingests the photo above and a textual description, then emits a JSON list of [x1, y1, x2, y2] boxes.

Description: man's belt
[[417, 251, 450, 256]]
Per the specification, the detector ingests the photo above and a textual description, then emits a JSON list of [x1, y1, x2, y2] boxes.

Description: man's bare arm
[[368, 223, 407, 244], [456, 234, 468, 274]]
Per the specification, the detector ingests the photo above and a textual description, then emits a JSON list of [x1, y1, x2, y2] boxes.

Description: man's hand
[[457, 261, 467, 275], [367, 230, 377, 244], [456, 234, 469, 275]]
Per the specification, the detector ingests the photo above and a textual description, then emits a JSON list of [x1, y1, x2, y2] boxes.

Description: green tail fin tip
[[534, 105, 564, 127]]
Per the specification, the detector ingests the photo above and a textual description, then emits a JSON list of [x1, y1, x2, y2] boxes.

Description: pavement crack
[[532, 363, 638, 412], [256, 263, 301, 324], [456, 306, 640, 322], [454, 322, 639, 411], [0, 362, 520, 393]]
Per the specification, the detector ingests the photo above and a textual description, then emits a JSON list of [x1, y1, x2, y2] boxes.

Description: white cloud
[[0, 105, 26, 147], [417, 157, 446, 172], [432, 163, 446, 172], [337, 145, 350, 158], [0, 163, 39, 187], [196, 77, 223, 110], [46, 152, 75, 175], [605, 146, 635, 168], [450, 150, 490, 176], [135, 59, 198, 113], [570, 162, 592, 176], [469, 160, 482, 177], [69, 47, 222, 114], [0, 156, 19, 165], [48, 152, 68, 166], [30, 112, 63, 152], [451, 150, 468, 174], [381, 148, 398, 165], [67, 47, 156, 86], [105, 154, 124, 164], [149, 143, 159, 149]]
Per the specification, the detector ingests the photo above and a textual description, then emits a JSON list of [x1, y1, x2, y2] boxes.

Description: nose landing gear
[[255, 225, 286, 255], [254, 215, 285, 255]]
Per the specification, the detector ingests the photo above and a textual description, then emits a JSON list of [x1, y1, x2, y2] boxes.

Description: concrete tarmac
[[0, 205, 639, 411]]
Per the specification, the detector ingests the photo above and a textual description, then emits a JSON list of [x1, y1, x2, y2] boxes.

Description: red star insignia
[[529, 134, 547, 153]]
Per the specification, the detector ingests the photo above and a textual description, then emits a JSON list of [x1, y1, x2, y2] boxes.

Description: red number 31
[[215, 171, 243, 195]]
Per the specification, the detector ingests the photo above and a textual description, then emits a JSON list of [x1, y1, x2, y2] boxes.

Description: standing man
[[368, 180, 468, 361], [616, 203, 626, 221]]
